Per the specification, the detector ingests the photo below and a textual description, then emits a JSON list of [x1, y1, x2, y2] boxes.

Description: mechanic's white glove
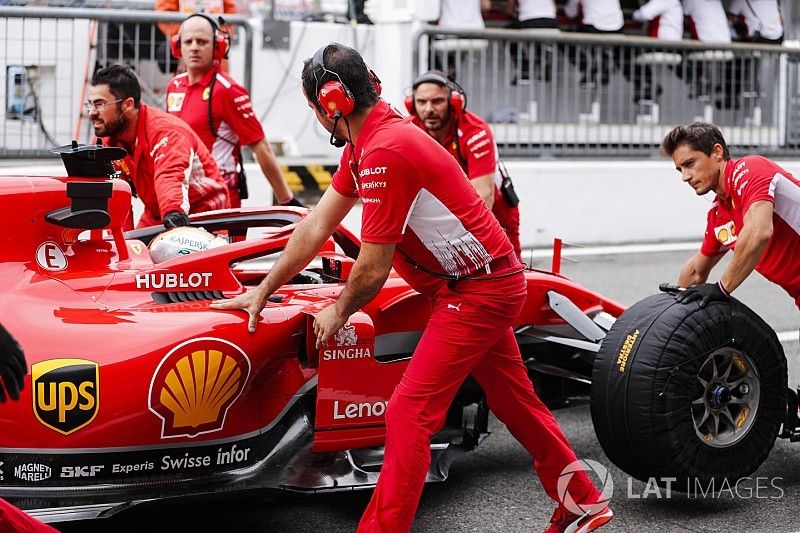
[[632, 8, 647, 22]]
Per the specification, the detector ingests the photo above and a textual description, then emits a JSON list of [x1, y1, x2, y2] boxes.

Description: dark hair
[[660, 122, 730, 159], [91, 64, 141, 108], [412, 70, 450, 90], [301, 43, 379, 115]]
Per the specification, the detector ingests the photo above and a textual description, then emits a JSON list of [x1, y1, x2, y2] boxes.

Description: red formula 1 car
[[0, 146, 625, 524]]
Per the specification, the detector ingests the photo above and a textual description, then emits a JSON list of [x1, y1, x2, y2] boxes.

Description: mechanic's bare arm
[[718, 200, 773, 294], [678, 251, 723, 287], [313, 242, 395, 347], [249, 138, 294, 204], [471, 174, 495, 209], [211, 187, 357, 331]]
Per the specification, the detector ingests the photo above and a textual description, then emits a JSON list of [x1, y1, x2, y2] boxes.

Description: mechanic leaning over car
[[406, 70, 521, 259], [211, 42, 613, 533], [165, 13, 301, 209], [0, 324, 59, 532], [661, 122, 800, 309], [90, 64, 229, 230]]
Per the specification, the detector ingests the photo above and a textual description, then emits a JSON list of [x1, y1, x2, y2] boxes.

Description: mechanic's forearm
[[252, 140, 294, 204], [678, 259, 707, 287], [719, 227, 770, 294], [334, 264, 390, 320], [472, 175, 495, 209], [255, 218, 328, 298]]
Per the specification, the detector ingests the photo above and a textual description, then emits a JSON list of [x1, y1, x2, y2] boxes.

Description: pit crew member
[[661, 122, 800, 309], [166, 14, 300, 208], [406, 70, 522, 259], [90, 64, 229, 229], [212, 43, 612, 533]]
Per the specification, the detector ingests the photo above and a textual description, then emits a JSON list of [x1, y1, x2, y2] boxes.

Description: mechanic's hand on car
[[0, 324, 26, 402], [675, 281, 730, 308], [163, 211, 191, 229], [279, 195, 305, 208], [210, 289, 269, 333], [313, 305, 348, 349]]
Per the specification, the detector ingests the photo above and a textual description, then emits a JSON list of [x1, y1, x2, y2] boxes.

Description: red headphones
[[312, 45, 355, 118], [170, 13, 229, 61], [311, 44, 383, 119], [404, 70, 465, 120]]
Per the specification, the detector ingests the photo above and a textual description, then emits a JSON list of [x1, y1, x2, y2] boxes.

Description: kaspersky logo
[[32, 359, 99, 435], [149, 338, 251, 439]]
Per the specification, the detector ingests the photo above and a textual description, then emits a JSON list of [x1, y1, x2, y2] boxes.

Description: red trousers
[[0, 499, 57, 533], [357, 271, 600, 532]]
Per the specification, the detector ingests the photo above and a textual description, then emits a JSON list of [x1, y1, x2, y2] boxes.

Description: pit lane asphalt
[[58, 248, 800, 533]]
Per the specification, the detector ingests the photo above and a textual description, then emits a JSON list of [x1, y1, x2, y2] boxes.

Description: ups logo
[[32, 359, 98, 435]]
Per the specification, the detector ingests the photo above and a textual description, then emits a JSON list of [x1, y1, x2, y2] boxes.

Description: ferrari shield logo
[[32, 359, 99, 435]]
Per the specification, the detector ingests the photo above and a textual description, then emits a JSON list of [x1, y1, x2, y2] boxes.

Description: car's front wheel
[[590, 292, 787, 488]]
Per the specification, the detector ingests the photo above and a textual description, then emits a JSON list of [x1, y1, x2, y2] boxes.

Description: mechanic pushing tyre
[[590, 291, 787, 488]]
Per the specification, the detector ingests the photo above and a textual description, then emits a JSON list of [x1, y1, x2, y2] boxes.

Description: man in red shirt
[[90, 64, 229, 229], [406, 71, 522, 259], [661, 122, 800, 309], [211, 43, 611, 533], [165, 14, 300, 208]]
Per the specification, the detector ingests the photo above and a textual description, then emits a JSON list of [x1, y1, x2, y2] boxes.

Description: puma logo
[[447, 303, 462, 311]]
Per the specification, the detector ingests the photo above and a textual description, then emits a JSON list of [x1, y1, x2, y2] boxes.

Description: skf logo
[[149, 338, 251, 439], [32, 359, 99, 435], [60, 465, 103, 478], [714, 221, 737, 246]]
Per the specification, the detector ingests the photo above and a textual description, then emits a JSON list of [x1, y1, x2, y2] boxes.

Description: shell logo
[[148, 338, 251, 438]]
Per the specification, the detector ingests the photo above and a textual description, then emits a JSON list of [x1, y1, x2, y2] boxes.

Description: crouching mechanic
[[212, 43, 611, 533], [90, 64, 229, 229], [406, 70, 521, 259], [661, 122, 800, 309], [166, 13, 301, 208]]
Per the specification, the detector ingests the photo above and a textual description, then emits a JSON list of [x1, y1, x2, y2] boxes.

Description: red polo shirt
[[166, 68, 264, 178], [332, 101, 516, 295], [700, 156, 800, 307], [410, 110, 521, 258]]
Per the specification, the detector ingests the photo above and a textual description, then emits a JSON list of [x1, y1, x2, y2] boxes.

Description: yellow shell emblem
[[149, 338, 250, 438]]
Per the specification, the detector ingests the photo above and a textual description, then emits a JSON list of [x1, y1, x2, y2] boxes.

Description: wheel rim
[[691, 348, 760, 448]]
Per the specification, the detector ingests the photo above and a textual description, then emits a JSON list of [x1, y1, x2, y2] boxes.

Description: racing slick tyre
[[590, 292, 786, 488]]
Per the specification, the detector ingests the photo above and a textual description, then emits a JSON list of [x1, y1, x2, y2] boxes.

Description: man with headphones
[[211, 43, 611, 533], [165, 13, 300, 209], [91, 64, 229, 229], [406, 70, 521, 259]]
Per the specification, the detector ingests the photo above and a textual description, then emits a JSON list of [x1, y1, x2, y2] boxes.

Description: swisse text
[[136, 272, 212, 290], [333, 400, 388, 420]]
